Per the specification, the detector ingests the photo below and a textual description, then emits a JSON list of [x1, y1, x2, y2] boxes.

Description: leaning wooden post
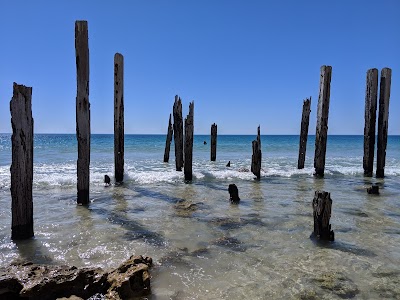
[[314, 65, 332, 177], [173, 96, 184, 171], [312, 191, 334, 241], [298, 97, 311, 169], [114, 53, 124, 183], [251, 126, 262, 180], [376, 68, 392, 178], [75, 20, 90, 205], [10, 83, 34, 239], [363, 69, 378, 177], [163, 114, 173, 162], [184, 102, 194, 181], [210, 123, 217, 161]]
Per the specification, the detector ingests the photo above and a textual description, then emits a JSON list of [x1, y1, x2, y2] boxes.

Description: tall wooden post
[[363, 69, 378, 177], [173, 96, 183, 171], [114, 53, 124, 183], [184, 102, 194, 181], [251, 126, 262, 180], [163, 114, 173, 163], [10, 83, 34, 239], [376, 68, 392, 178], [75, 20, 90, 205], [314, 65, 332, 177], [298, 97, 311, 169], [210, 123, 217, 161]]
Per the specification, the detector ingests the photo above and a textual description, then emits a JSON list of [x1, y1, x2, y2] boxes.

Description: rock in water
[[104, 175, 111, 185], [226, 161, 231, 167], [228, 184, 240, 203]]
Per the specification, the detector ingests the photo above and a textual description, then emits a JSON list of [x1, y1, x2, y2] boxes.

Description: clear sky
[[1, 0, 399, 134]]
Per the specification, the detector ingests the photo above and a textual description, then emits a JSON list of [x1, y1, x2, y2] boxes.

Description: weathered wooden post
[[251, 126, 262, 180], [10, 83, 34, 239], [210, 123, 217, 161], [228, 184, 240, 203], [363, 68, 378, 177], [376, 68, 392, 178], [173, 96, 183, 171], [311, 191, 334, 241], [75, 20, 90, 205], [314, 65, 332, 177], [114, 53, 124, 183], [163, 114, 173, 163], [298, 97, 311, 169], [184, 102, 194, 181]]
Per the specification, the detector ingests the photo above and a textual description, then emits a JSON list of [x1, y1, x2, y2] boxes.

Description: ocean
[[1, 134, 400, 299]]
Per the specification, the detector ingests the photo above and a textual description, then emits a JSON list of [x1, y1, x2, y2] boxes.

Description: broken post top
[[12, 83, 32, 101], [174, 95, 182, 112], [304, 97, 311, 106], [188, 101, 194, 116]]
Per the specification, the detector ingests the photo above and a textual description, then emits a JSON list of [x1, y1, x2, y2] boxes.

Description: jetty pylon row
[[7, 20, 393, 240]]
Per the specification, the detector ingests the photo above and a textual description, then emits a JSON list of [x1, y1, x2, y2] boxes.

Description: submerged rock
[[313, 272, 359, 299], [0, 255, 152, 300]]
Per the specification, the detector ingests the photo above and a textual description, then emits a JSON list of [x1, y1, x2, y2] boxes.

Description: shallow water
[[1, 134, 400, 299]]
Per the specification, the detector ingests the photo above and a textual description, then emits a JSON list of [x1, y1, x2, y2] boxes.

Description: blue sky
[[1, 1, 399, 134]]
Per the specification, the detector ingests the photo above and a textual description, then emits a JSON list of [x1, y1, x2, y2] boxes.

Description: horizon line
[[1, 133, 400, 136]]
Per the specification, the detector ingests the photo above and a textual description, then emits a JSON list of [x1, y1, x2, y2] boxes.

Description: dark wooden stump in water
[[210, 123, 217, 161], [251, 126, 262, 180], [228, 184, 240, 203], [173, 96, 183, 171], [367, 185, 379, 195], [312, 191, 334, 241], [184, 102, 194, 181], [104, 175, 111, 186], [314, 66, 332, 177], [75, 20, 90, 205], [10, 83, 34, 240], [363, 68, 378, 177], [114, 53, 124, 183], [163, 114, 173, 163], [376, 68, 392, 178], [298, 97, 311, 169]]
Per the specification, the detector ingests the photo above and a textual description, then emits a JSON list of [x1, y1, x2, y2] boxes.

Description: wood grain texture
[[314, 66, 332, 177], [75, 20, 90, 204], [363, 69, 378, 177], [114, 53, 124, 182], [10, 83, 34, 239], [376, 68, 392, 178], [298, 97, 311, 169]]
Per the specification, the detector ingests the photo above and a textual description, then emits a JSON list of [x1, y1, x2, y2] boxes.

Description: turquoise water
[[1, 134, 400, 299]]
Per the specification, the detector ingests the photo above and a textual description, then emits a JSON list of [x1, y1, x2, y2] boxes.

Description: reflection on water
[[1, 173, 400, 299]]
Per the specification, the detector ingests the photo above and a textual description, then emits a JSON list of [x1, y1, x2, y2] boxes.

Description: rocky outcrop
[[0, 255, 152, 300]]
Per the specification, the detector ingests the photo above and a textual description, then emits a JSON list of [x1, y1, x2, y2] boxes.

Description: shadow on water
[[211, 236, 249, 252], [14, 238, 54, 265], [311, 238, 377, 257], [89, 206, 165, 247], [133, 187, 186, 204], [193, 181, 227, 192]]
